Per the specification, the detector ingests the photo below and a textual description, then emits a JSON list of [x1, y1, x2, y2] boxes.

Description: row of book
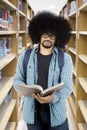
[[0, 37, 12, 59], [18, 36, 23, 50], [70, 0, 87, 14], [27, 8, 31, 18], [0, 9, 13, 31], [19, 0, 22, 11], [0, 36, 23, 60], [70, 0, 76, 13], [0, 72, 13, 103], [1, 0, 23, 11]]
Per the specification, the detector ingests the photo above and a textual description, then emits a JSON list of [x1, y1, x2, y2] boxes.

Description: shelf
[[0, 77, 14, 105], [79, 54, 87, 64], [78, 77, 87, 93], [68, 47, 76, 55], [78, 100, 87, 123], [19, 97, 24, 117], [68, 10, 76, 18], [61, 1, 87, 129], [0, 0, 33, 129], [72, 83, 76, 97], [70, 31, 76, 34], [19, 31, 26, 34], [79, 31, 87, 35], [0, 53, 16, 70], [19, 10, 26, 17], [68, 94, 76, 118], [79, 2, 87, 12], [27, 16, 31, 20], [0, 99, 16, 130], [5, 122, 16, 130], [0, 31, 16, 35], [19, 98, 23, 112], [0, 0, 17, 11], [78, 123, 87, 130], [73, 65, 76, 76]]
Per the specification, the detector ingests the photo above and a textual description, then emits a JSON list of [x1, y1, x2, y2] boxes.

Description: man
[[14, 11, 72, 130]]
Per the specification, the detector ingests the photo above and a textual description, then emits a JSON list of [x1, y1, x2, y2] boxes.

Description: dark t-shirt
[[36, 52, 52, 123]]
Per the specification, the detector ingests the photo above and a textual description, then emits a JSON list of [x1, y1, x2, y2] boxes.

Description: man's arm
[[14, 50, 26, 92], [52, 53, 73, 103]]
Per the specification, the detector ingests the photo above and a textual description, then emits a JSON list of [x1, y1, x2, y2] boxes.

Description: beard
[[41, 40, 53, 48]]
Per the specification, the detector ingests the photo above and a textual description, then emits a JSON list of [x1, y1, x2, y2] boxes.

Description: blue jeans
[[27, 119, 69, 130]]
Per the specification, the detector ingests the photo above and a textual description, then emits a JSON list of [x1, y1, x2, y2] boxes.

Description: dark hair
[[28, 11, 71, 48]]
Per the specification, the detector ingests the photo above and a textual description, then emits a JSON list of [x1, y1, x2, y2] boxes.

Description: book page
[[40, 82, 64, 96], [18, 84, 43, 96]]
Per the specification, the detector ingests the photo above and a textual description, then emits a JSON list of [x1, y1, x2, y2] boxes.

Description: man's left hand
[[32, 91, 55, 104]]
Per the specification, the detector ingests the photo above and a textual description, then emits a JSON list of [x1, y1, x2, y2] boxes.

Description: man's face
[[40, 33, 56, 49]]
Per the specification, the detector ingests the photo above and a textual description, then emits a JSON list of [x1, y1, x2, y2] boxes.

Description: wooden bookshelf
[[60, 0, 87, 129], [0, 0, 17, 11], [78, 100, 87, 123], [79, 31, 87, 35], [68, 10, 76, 17], [18, 10, 26, 17], [79, 2, 87, 11], [5, 122, 16, 130], [77, 0, 87, 128], [0, 99, 16, 130], [0, 0, 34, 129], [0, 53, 16, 70], [73, 65, 76, 76], [0, 77, 14, 105], [79, 54, 87, 64], [18, 96, 24, 118], [68, 93, 76, 118], [68, 47, 77, 55], [78, 123, 87, 130], [0, 31, 17, 35], [72, 83, 76, 97], [78, 77, 87, 93]]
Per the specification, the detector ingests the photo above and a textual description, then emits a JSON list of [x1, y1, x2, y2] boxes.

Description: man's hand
[[32, 91, 55, 104]]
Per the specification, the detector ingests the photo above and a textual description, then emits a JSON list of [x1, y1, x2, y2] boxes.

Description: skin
[[32, 33, 56, 104]]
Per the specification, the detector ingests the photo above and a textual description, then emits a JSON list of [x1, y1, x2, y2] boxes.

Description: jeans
[[27, 119, 69, 130]]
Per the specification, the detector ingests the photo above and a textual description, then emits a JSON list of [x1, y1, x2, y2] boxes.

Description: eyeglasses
[[42, 33, 56, 40]]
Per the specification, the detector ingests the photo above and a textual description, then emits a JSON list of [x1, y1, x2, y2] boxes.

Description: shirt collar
[[33, 44, 58, 55]]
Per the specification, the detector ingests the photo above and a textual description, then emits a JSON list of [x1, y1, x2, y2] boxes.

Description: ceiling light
[[49, 5, 56, 9]]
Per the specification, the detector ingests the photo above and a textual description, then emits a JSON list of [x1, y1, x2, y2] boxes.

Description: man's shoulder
[[64, 52, 72, 63]]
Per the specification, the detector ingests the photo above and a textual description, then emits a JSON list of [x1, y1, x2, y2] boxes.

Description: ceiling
[[27, 0, 68, 15]]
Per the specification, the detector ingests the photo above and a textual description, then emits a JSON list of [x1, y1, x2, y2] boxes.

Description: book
[[18, 82, 64, 97]]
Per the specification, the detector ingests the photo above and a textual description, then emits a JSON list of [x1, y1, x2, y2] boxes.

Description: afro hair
[[28, 11, 71, 48]]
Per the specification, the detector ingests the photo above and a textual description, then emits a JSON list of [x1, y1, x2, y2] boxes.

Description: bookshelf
[[76, 0, 87, 130], [60, 0, 87, 130], [67, 1, 77, 122], [0, 0, 34, 129]]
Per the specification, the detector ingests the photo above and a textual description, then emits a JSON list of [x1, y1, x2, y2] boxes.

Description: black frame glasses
[[42, 33, 56, 40]]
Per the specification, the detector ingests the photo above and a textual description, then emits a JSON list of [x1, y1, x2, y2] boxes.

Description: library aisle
[[17, 101, 76, 130], [0, 0, 87, 130]]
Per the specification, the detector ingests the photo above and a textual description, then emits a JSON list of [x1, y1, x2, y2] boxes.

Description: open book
[[18, 82, 64, 97]]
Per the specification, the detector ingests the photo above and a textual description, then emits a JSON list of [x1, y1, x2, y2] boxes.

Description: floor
[[17, 101, 76, 130]]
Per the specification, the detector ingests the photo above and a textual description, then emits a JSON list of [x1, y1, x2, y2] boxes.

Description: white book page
[[19, 84, 43, 96], [40, 82, 64, 96]]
